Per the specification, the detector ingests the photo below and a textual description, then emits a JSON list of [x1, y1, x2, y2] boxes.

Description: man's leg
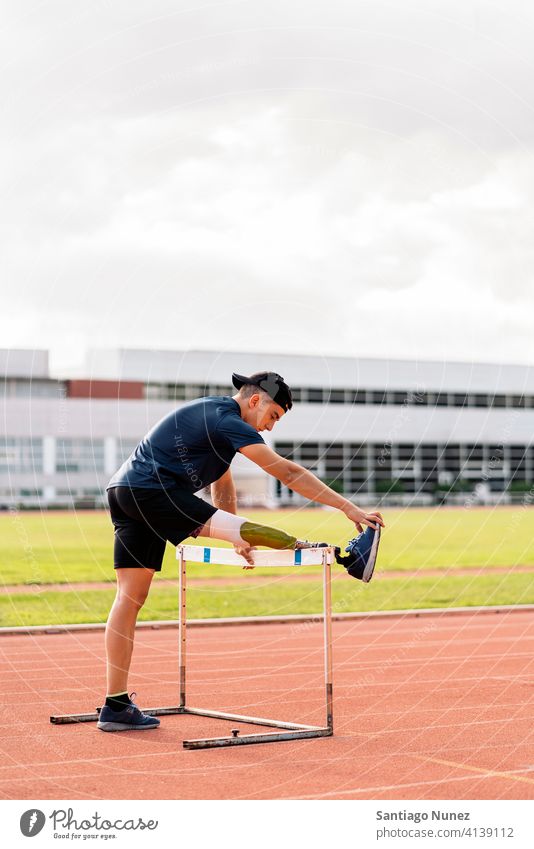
[[104, 566, 155, 695], [198, 510, 318, 549]]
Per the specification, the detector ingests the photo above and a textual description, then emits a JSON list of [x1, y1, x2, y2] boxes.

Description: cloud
[[2, 0, 534, 370]]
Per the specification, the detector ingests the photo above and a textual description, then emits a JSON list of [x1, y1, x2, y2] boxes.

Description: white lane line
[[288, 765, 534, 799]]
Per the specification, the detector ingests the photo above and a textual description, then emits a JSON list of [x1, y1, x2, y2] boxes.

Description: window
[[510, 395, 527, 408], [325, 443, 344, 460], [207, 385, 233, 396], [300, 443, 320, 469], [412, 392, 429, 405], [274, 442, 295, 459], [320, 387, 522, 408], [395, 443, 417, 477], [420, 445, 439, 490], [325, 389, 346, 404], [463, 445, 484, 476], [56, 439, 105, 473], [487, 444, 505, 475], [185, 384, 204, 400], [373, 443, 392, 475], [145, 383, 187, 400], [170, 384, 188, 400], [348, 390, 367, 404], [0, 438, 43, 473], [347, 444, 369, 492], [421, 444, 438, 459], [370, 391, 387, 405], [443, 445, 461, 474], [397, 444, 417, 461], [348, 444, 367, 474], [509, 445, 527, 481], [0, 380, 65, 398], [144, 384, 164, 399], [136, 383, 534, 409], [325, 443, 345, 476]]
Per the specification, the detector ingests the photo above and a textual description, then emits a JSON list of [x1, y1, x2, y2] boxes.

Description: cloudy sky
[[3, 0, 534, 374]]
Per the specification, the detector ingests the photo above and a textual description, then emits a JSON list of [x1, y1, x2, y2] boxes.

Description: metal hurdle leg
[[179, 545, 186, 708], [323, 546, 334, 734], [51, 545, 335, 747]]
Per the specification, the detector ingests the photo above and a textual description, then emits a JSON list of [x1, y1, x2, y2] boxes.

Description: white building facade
[[1, 348, 534, 509]]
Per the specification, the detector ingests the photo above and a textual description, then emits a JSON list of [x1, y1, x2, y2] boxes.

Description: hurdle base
[[50, 704, 333, 748], [49, 705, 186, 724], [184, 727, 333, 749], [180, 706, 332, 749]]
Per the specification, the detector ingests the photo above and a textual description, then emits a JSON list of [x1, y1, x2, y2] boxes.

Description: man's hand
[[233, 543, 257, 569], [344, 504, 385, 534]]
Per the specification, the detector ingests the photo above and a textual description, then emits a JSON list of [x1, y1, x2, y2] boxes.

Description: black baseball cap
[[231, 371, 293, 412]]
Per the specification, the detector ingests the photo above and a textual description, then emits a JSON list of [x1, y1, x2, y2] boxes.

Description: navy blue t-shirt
[[107, 396, 265, 493]]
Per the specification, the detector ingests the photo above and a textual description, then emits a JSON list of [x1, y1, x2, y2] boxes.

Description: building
[[1, 347, 534, 509]]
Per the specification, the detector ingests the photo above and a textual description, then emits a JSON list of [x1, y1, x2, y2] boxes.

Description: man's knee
[[115, 568, 154, 608], [116, 589, 149, 609], [129, 592, 150, 609]]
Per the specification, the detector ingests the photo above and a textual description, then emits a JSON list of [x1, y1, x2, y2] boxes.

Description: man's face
[[246, 394, 286, 432]]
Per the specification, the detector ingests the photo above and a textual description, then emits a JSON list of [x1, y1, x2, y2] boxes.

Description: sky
[[2, 0, 534, 374]]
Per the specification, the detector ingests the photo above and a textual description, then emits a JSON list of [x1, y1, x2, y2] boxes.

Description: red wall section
[[66, 380, 144, 399]]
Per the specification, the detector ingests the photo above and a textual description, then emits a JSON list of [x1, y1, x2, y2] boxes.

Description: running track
[[1, 610, 533, 800]]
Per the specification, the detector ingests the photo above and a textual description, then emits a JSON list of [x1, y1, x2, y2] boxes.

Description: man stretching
[[98, 370, 384, 731]]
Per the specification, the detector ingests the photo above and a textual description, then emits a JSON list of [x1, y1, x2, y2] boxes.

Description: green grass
[[1, 571, 533, 628], [2, 507, 534, 626], [1, 506, 534, 587]]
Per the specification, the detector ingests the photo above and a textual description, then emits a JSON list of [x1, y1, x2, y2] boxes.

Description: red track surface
[[1, 610, 533, 800]]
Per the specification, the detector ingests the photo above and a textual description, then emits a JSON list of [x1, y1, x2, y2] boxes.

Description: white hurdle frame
[[177, 544, 334, 749], [50, 544, 335, 750]]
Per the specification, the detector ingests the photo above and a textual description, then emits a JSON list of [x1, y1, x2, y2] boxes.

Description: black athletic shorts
[[107, 486, 218, 571]]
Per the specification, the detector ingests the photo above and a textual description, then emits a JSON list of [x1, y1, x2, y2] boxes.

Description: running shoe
[[334, 525, 381, 582], [97, 692, 160, 732]]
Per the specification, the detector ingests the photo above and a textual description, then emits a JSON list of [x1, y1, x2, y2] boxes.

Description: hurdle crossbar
[[50, 544, 335, 750]]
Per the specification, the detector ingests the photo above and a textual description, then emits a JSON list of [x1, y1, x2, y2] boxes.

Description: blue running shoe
[[97, 692, 160, 732], [335, 525, 381, 582]]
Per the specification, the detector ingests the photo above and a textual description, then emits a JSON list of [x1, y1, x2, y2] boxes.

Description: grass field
[[1, 506, 533, 626], [1, 570, 533, 627]]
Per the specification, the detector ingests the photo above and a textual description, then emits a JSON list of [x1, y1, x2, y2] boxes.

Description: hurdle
[[50, 544, 335, 749]]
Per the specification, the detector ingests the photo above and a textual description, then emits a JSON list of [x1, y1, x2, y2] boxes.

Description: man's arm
[[239, 443, 384, 532], [210, 468, 258, 567], [210, 467, 237, 514]]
